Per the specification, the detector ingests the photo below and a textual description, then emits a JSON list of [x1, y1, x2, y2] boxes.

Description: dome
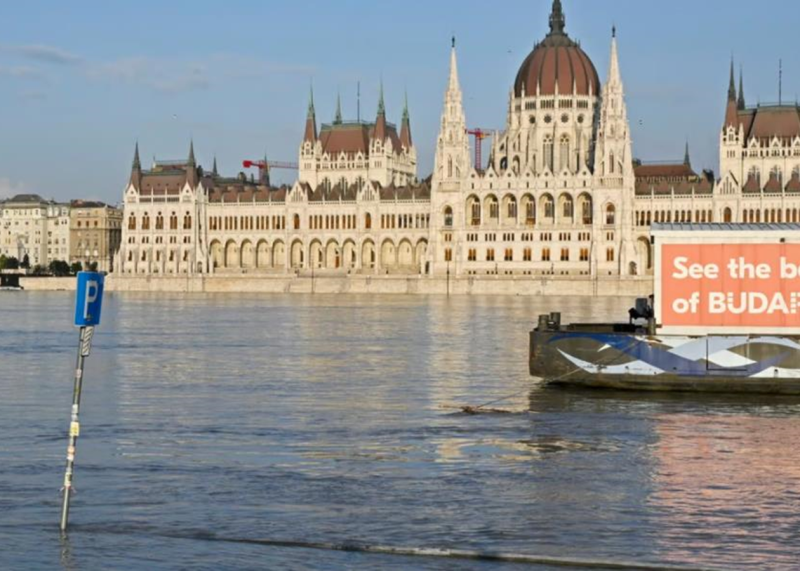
[[513, 1, 600, 98]]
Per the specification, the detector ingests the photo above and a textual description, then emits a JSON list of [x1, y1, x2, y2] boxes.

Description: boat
[[530, 223, 800, 394]]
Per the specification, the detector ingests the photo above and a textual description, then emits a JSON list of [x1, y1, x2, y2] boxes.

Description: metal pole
[[60, 326, 92, 532]]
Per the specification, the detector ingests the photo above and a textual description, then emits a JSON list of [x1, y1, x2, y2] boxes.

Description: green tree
[[0, 255, 6, 270], [21, 254, 30, 269], [70, 261, 83, 275], [5, 257, 20, 270], [49, 260, 71, 277], [32, 264, 47, 276], [87, 261, 98, 272]]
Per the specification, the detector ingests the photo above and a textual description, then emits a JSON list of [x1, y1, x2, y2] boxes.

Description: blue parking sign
[[74, 272, 105, 327]]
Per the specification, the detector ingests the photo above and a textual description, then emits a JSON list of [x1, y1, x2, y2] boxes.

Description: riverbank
[[20, 274, 653, 296]]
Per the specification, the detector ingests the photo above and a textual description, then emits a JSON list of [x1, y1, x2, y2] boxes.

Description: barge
[[530, 223, 800, 394]]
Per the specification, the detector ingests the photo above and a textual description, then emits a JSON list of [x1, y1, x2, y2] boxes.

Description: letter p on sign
[[74, 272, 105, 327]]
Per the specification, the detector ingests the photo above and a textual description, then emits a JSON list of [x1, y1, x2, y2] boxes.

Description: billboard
[[659, 243, 800, 332]]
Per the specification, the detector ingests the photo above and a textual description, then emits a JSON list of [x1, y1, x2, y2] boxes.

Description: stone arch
[[558, 193, 574, 224], [380, 239, 396, 271], [210, 240, 223, 269], [577, 192, 593, 225], [240, 240, 255, 269], [224, 240, 239, 269], [290, 239, 304, 269], [361, 240, 376, 270], [415, 239, 429, 273], [342, 240, 357, 270], [309, 240, 323, 269], [484, 194, 499, 223], [325, 239, 340, 269], [465, 195, 480, 226], [256, 240, 270, 269], [398, 239, 414, 268], [272, 240, 286, 270], [540, 193, 555, 222], [521, 194, 536, 226], [501, 193, 517, 226]]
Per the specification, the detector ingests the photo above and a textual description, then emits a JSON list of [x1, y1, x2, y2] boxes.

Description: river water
[[1, 292, 799, 570]]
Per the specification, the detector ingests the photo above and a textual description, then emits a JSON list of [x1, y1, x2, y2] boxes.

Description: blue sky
[[0, 0, 797, 204]]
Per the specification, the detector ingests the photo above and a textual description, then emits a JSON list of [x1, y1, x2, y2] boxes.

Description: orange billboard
[[660, 243, 800, 330]]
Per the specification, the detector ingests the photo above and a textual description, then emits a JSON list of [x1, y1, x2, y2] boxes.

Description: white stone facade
[[0, 194, 70, 267]]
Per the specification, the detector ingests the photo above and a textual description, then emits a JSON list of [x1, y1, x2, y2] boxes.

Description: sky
[[0, 0, 797, 204]]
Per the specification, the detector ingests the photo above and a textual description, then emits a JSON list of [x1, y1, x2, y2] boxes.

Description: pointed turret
[[433, 37, 471, 189], [684, 141, 691, 167], [725, 58, 739, 127], [129, 142, 142, 188], [607, 28, 622, 88], [188, 139, 196, 167], [737, 67, 746, 111], [334, 92, 342, 125], [400, 91, 412, 149], [304, 86, 317, 143], [186, 140, 198, 187], [373, 82, 387, 142]]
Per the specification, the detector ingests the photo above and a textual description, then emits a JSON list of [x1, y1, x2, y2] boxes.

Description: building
[[0, 194, 70, 268], [69, 200, 123, 272], [116, 0, 800, 281]]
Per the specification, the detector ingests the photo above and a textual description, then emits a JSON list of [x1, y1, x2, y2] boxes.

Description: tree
[[5, 257, 19, 270], [21, 254, 30, 269], [32, 264, 47, 276], [87, 261, 98, 272], [70, 261, 83, 275], [0, 255, 6, 270], [49, 260, 71, 277]]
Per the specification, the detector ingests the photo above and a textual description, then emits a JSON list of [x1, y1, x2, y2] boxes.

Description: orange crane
[[242, 159, 299, 185], [466, 128, 493, 170]]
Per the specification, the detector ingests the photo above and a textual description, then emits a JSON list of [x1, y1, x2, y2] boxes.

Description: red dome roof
[[513, 1, 600, 98]]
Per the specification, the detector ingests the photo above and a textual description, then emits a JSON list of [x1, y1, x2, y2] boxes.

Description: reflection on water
[[1, 292, 799, 570]]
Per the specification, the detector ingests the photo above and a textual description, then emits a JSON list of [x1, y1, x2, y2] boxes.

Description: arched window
[[156, 212, 164, 230], [723, 207, 733, 223], [605, 204, 616, 226], [444, 206, 453, 228], [559, 135, 570, 172], [447, 157, 453, 178], [183, 214, 192, 230], [561, 195, 573, 220], [294, 214, 300, 230], [170, 212, 178, 230], [609, 152, 615, 174], [543, 136, 554, 172], [543, 196, 554, 220], [128, 216, 136, 230], [512, 156, 520, 175], [142, 214, 150, 230], [365, 212, 372, 229]]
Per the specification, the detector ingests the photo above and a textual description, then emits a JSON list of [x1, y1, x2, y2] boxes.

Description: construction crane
[[242, 159, 299, 185], [466, 128, 494, 170]]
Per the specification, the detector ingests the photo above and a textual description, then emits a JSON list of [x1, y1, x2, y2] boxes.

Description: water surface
[[1, 293, 799, 570]]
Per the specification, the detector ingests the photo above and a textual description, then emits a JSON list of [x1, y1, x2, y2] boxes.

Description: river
[[1, 293, 799, 570]]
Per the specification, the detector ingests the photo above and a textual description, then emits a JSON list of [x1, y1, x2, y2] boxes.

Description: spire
[[400, 90, 412, 149], [212, 155, 218, 177], [373, 82, 387, 142], [607, 27, 621, 87], [377, 79, 385, 116], [334, 92, 342, 124], [132, 141, 141, 171], [725, 58, 739, 128], [728, 58, 736, 102], [448, 37, 461, 93], [549, 0, 566, 36], [188, 139, 196, 167], [684, 141, 691, 167], [304, 86, 318, 143], [738, 67, 746, 110]]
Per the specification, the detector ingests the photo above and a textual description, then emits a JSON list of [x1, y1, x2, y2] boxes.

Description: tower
[[433, 38, 471, 193]]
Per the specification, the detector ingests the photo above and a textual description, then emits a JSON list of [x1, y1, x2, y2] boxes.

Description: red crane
[[466, 128, 494, 170], [242, 159, 299, 185]]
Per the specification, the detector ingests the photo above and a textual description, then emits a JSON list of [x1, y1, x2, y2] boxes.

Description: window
[[445, 248, 453, 262], [504, 249, 513, 261], [562, 197, 573, 220], [559, 135, 570, 172], [543, 197, 554, 219], [294, 214, 300, 230], [606, 248, 615, 262], [183, 215, 192, 230], [580, 248, 589, 262], [605, 204, 616, 226], [523, 248, 532, 262], [444, 207, 453, 228], [468, 249, 477, 262], [156, 213, 164, 230], [142, 215, 150, 230], [128, 216, 136, 230], [560, 248, 569, 262], [543, 135, 554, 172], [542, 248, 551, 262], [486, 248, 495, 262]]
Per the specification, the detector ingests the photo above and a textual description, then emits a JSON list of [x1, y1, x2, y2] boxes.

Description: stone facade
[[0, 194, 70, 267], [115, 0, 800, 284], [69, 201, 123, 272]]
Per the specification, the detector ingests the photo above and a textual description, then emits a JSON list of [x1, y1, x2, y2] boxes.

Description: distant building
[[0, 194, 70, 267], [115, 0, 800, 280], [69, 201, 123, 272]]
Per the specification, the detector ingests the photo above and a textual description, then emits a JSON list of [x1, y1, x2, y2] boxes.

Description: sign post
[[60, 272, 104, 532]]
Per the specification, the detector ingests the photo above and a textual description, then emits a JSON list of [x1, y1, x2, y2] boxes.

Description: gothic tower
[[433, 38, 471, 193]]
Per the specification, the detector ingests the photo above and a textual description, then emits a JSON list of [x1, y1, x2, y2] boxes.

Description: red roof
[[514, 41, 599, 97]]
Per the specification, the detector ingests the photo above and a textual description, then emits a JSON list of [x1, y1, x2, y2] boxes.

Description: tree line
[[0, 254, 97, 276]]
